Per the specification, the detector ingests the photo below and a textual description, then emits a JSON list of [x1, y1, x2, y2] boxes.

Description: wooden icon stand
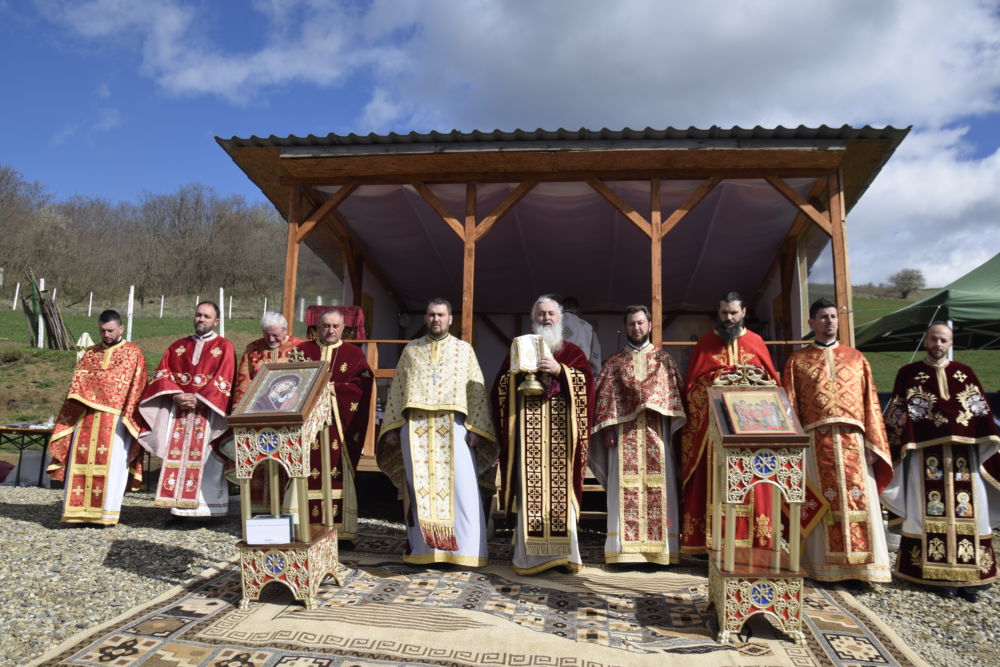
[[229, 361, 344, 610], [706, 385, 809, 645]]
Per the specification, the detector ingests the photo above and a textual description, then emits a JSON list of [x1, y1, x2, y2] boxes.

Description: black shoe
[[937, 586, 957, 599], [164, 515, 185, 527], [957, 588, 980, 602]]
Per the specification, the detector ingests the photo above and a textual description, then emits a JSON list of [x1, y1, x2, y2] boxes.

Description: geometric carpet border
[[29, 534, 928, 667]]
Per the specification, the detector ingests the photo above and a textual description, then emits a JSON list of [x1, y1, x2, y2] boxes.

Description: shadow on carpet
[[33, 534, 926, 667]]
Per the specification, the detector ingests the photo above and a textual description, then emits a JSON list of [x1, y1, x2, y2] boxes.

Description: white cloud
[[96, 82, 111, 98], [33, 0, 1000, 284], [50, 123, 78, 146], [92, 107, 121, 131], [847, 128, 1000, 286]]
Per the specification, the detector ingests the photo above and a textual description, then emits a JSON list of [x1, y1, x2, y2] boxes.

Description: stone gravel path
[[1, 487, 995, 666]]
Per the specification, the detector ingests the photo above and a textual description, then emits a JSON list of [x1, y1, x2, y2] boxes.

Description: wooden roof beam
[[765, 175, 832, 237], [295, 183, 359, 244], [586, 179, 652, 238], [473, 179, 538, 243], [413, 182, 466, 241], [660, 176, 721, 239]]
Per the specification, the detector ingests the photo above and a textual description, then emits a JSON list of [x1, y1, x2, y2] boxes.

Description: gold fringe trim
[[525, 538, 572, 556], [922, 565, 984, 583]]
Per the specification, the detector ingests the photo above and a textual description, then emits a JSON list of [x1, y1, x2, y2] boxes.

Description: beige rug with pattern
[[33, 534, 925, 666]]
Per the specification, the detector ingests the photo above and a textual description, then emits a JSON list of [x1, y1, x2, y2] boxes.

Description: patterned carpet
[[34, 534, 925, 666]]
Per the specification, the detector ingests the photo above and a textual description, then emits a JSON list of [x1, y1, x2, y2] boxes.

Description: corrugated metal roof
[[217, 124, 909, 150]]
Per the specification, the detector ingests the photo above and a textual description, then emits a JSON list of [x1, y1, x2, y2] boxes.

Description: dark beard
[[716, 319, 743, 344], [627, 332, 649, 347]]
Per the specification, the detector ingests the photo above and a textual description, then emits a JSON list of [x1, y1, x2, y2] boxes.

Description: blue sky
[[2, 0, 999, 285]]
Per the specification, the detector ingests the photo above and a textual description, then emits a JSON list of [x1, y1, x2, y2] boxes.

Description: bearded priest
[[679, 291, 779, 555], [492, 294, 594, 575], [783, 298, 893, 584], [591, 305, 685, 565], [293, 308, 373, 543], [139, 301, 236, 520], [378, 298, 498, 566], [48, 310, 147, 525]]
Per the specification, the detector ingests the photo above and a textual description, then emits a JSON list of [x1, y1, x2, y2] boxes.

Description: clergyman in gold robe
[[378, 298, 498, 567]]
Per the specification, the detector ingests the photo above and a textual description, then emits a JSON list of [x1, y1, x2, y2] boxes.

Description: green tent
[[855, 252, 1000, 351]]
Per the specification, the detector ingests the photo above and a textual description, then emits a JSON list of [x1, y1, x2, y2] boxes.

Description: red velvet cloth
[[295, 340, 373, 524], [304, 306, 367, 340]]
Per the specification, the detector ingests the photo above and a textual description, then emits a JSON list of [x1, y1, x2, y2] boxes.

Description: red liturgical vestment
[[883, 359, 1000, 587], [232, 336, 305, 407], [232, 335, 305, 509], [591, 343, 686, 564], [783, 342, 893, 582], [294, 340, 373, 538], [47, 340, 147, 525], [139, 332, 235, 514], [679, 329, 778, 554]]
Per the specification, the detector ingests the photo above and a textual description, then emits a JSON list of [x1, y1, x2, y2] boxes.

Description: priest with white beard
[[492, 295, 595, 574]]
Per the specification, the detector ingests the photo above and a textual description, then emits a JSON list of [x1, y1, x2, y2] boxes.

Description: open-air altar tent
[[216, 125, 908, 463]]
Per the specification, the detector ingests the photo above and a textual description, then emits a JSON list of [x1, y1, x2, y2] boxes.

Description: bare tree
[[887, 268, 926, 298]]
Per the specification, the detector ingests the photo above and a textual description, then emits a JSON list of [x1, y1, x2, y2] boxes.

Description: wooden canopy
[[216, 125, 908, 347]]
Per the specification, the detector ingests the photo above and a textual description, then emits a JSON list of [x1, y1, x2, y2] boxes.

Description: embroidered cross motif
[[288, 348, 306, 363], [339, 362, 348, 372], [349, 402, 359, 412], [953, 370, 967, 382], [914, 371, 930, 383], [211, 347, 222, 358], [175, 345, 187, 356]]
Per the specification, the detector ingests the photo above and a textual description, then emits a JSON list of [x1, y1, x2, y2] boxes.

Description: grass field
[[0, 296, 997, 426], [849, 296, 1000, 392], [0, 310, 263, 424]]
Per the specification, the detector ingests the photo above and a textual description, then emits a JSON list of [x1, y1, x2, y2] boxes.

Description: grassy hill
[[1, 292, 997, 426], [850, 296, 1000, 392], [0, 310, 263, 424]]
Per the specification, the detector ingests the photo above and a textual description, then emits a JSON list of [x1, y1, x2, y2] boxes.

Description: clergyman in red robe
[[139, 301, 236, 519], [293, 308, 373, 542], [231, 311, 304, 511], [679, 292, 779, 554], [48, 310, 147, 525]]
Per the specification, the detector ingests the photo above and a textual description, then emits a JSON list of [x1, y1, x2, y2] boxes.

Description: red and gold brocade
[[139, 334, 236, 508], [493, 343, 594, 553], [593, 345, 685, 554], [679, 329, 779, 553], [783, 343, 891, 569], [295, 340, 373, 533], [142, 335, 236, 420], [47, 341, 148, 522], [232, 335, 304, 508], [232, 336, 305, 407]]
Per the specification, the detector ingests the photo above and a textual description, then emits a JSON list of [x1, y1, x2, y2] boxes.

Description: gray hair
[[532, 293, 564, 316], [260, 311, 288, 330]]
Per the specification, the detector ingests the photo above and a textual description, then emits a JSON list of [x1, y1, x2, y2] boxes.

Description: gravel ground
[[1, 485, 996, 666]]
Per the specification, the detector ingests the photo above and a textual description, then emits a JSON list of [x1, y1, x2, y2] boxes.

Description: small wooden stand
[[229, 361, 344, 610], [706, 386, 809, 645]]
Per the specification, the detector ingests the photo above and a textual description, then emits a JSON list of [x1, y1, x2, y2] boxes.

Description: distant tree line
[[0, 163, 290, 310]]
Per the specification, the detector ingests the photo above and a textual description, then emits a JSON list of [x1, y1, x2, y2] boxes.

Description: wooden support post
[[827, 171, 853, 345], [650, 178, 663, 346], [283, 188, 303, 336], [462, 183, 476, 343]]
